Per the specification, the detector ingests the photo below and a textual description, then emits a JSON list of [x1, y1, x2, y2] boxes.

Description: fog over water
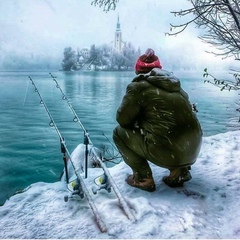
[[0, 0, 238, 70]]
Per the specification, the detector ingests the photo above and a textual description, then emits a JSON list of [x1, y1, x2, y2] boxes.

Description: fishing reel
[[92, 173, 111, 194], [64, 177, 84, 202]]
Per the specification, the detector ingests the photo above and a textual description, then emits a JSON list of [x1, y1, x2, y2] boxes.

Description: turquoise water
[[0, 70, 239, 205]]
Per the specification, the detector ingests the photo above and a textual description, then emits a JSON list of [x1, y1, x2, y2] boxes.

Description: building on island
[[113, 14, 126, 53], [69, 14, 140, 71], [80, 48, 90, 59]]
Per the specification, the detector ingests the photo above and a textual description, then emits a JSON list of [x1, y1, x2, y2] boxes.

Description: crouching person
[[113, 48, 202, 192]]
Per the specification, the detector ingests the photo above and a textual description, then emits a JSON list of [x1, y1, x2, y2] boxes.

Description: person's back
[[116, 67, 202, 168], [132, 69, 200, 137], [113, 49, 202, 191]]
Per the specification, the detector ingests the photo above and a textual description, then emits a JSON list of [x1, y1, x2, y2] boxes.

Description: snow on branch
[[203, 67, 240, 122], [167, 0, 240, 60], [91, 0, 118, 12]]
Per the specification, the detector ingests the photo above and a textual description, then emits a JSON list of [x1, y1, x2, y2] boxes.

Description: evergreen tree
[[89, 44, 101, 70], [62, 47, 77, 71]]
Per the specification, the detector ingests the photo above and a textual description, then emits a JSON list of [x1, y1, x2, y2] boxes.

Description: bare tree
[[203, 68, 240, 91], [168, 0, 240, 61], [168, 1, 240, 124], [91, 0, 118, 12], [203, 68, 240, 122]]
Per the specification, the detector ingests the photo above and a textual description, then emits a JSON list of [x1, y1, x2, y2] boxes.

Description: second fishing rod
[[49, 72, 120, 164], [49, 72, 122, 164], [49, 73, 136, 221], [29, 76, 108, 232]]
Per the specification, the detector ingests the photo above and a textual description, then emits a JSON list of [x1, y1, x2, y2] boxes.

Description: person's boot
[[126, 171, 155, 192], [162, 167, 192, 188]]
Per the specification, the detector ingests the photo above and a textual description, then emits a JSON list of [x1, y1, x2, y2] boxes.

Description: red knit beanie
[[135, 48, 162, 74]]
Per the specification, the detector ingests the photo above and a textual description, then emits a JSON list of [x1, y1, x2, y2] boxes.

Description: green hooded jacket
[[116, 68, 202, 168]]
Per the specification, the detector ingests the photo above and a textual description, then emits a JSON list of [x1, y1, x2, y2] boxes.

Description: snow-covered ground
[[0, 131, 240, 239]]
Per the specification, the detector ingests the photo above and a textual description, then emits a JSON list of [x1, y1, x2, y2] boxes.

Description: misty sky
[[0, 0, 237, 68]]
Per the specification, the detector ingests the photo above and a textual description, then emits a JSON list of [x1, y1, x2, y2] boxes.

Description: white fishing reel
[[64, 176, 84, 202], [92, 173, 111, 194]]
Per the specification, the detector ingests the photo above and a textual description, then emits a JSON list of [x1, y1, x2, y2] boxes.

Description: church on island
[[65, 15, 140, 71], [80, 15, 127, 58]]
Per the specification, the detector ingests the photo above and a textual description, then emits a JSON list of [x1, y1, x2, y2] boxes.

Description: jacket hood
[[133, 68, 181, 92]]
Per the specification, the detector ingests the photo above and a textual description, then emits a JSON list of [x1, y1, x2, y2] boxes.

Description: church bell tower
[[114, 15, 122, 52]]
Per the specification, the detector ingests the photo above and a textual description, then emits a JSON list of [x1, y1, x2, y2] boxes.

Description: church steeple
[[116, 14, 121, 31], [114, 14, 123, 52]]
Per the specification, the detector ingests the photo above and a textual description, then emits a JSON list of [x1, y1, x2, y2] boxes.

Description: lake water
[[0, 70, 239, 205]]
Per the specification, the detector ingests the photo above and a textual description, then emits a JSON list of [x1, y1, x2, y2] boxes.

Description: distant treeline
[[0, 44, 221, 71], [61, 43, 141, 71]]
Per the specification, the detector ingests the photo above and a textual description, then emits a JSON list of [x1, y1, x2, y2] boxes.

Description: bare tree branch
[[203, 67, 240, 123], [168, 0, 240, 60], [91, 0, 118, 12]]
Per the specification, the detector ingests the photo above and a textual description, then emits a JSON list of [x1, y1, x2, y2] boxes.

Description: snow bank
[[0, 131, 240, 239]]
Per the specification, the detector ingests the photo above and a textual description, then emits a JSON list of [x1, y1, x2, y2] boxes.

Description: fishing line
[[102, 132, 119, 152]]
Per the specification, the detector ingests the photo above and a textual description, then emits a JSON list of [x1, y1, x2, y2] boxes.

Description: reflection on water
[[0, 70, 239, 205]]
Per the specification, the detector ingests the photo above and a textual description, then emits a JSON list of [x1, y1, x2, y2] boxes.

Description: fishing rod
[[29, 76, 107, 232], [49, 73, 90, 178], [49, 73, 120, 165], [49, 73, 136, 221], [49, 73, 90, 139], [29, 76, 83, 181], [28, 76, 69, 183]]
